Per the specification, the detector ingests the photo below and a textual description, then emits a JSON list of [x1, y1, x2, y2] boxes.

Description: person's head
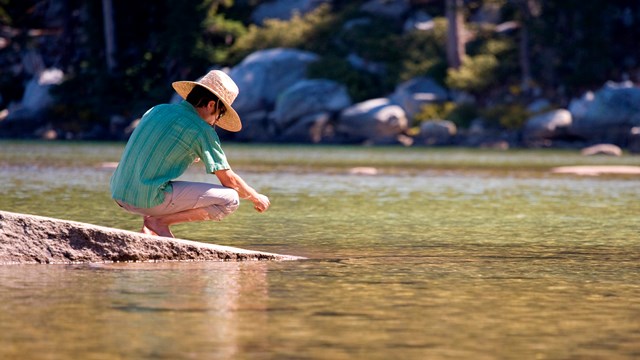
[[185, 85, 226, 126], [172, 70, 241, 132]]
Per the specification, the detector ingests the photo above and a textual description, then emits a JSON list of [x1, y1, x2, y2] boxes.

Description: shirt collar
[[179, 100, 198, 115], [179, 100, 216, 128]]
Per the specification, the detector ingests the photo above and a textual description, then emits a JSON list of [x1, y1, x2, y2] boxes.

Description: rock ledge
[[0, 210, 304, 265]]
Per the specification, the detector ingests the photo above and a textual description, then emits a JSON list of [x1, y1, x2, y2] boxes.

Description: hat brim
[[172, 81, 242, 132]]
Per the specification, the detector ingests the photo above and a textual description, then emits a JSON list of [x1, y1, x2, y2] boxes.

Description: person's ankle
[[143, 217, 174, 238]]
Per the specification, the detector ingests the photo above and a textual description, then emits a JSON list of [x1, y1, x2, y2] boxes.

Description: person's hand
[[252, 194, 270, 213]]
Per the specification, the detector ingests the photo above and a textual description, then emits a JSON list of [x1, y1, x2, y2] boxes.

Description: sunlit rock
[[273, 79, 351, 130], [416, 120, 457, 146], [0, 210, 303, 265], [551, 166, 640, 176], [348, 167, 378, 176], [404, 10, 434, 32], [389, 77, 448, 120], [229, 48, 320, 116], [580, 144, 622, 156], [4, 68, 64, 125], [337, 98, 408, 143], [568, 81, 640, 144], [523, 109, 572, 145]]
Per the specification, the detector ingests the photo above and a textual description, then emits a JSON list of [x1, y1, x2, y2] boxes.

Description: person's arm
[[215, 169, 270, 213]]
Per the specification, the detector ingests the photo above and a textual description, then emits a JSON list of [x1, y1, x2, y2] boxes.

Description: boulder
[[4, 68, 64, 123], [523, 109, 572, 145], [361, 0, 410, 19], [460, 118, 513, 149], [580, 144, 622, 156], [231, 110, 276, 143], [273, 79, 351, 130], [629, 127, 640, 154], [34, 124, 58, 140], [0, 210, 303, 265], [277, 112, 334, 143], [229, 48, 320, 116], [568, 81, 640, 144], [337, 98, 408, 143], [389, 77, 448, 120], [403, 10, 434, 32], [415, 120, 456, 146]]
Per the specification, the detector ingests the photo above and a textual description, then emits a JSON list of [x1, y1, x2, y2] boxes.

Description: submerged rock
[[0, 210, 303, 265], [551, 166, 640, 176], [580, 144, 622, 156]]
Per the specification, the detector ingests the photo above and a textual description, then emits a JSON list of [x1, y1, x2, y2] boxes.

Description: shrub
[[480, 103, 530, 130], [227, 4, 336, 64], [413, 101, 478, 128], [446, 54, 499, 93], [414, 102, 456, 124], [399, 18, 449, 83], [307, 56, 384, 103]]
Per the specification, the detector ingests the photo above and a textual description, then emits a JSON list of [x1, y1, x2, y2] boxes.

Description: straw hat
[[172, 70, 242, 132]]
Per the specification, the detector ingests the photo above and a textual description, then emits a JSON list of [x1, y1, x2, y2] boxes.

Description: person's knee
[[223, 191, 240, 214], [203, 190, 239, 221]]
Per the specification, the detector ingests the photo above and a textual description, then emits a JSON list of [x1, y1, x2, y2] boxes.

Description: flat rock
[[551, 166, 640, 176], [0, 210, 304, 265]]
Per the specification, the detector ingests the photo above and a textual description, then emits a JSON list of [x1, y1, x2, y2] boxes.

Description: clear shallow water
[[0, 141, 639, 359]]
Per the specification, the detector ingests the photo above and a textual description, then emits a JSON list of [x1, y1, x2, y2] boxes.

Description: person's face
[[207, 100, 226, 126]]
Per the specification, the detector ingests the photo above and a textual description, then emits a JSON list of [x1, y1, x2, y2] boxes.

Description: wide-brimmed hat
[[172, 70, 242, 132]]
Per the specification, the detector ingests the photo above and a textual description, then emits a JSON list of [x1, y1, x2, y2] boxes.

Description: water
[[0, 141, 639, 359]]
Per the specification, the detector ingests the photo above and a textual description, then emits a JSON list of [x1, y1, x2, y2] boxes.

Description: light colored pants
[[116, 181, 239, 221]]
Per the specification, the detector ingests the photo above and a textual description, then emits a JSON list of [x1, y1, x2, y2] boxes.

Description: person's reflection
[[105, 261, 269, 358]]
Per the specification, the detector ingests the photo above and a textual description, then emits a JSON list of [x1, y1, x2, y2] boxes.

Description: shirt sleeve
[[197, 128, 230, 173]]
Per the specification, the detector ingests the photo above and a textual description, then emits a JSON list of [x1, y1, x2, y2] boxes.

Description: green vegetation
[[414, 102, 478, 128], [0, 0, 638, 133]]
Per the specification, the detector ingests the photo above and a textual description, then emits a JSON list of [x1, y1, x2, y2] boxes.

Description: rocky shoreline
[[2, 48, 640, 154], [0, 210, 303, 265]]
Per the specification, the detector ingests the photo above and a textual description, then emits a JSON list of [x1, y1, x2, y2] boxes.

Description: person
[[110, 70, 270, 238]]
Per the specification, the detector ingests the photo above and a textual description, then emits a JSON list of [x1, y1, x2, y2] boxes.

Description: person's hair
[[186, 85, 220, 108]]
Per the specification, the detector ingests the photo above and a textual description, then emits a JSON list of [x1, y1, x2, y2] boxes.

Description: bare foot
[[142, 216, 175, 238], [141, 224, 158, 236]]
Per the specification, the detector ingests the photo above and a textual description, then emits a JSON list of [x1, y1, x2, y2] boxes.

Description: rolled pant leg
[[118, 181, 239, 220]]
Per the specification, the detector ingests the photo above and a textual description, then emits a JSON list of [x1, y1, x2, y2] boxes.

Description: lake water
[[1, 141, 639, 359]]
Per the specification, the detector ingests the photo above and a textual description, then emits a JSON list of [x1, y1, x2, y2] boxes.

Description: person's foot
[[141, 224, 158, 236], [142, 216, 175, 238]]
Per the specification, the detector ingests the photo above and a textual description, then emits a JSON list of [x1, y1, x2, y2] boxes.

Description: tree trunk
[[517, 0, 535, 93], [102, 0, 116, 74], [59, 0, 74, 71], [446, 0, 464, 70], [519, 20, 531, 92]]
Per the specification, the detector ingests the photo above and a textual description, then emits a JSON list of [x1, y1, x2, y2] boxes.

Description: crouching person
[[110, 70, 270, 238]]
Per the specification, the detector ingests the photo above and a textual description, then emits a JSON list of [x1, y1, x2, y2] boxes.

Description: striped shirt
[[110, 101, 230, 208]]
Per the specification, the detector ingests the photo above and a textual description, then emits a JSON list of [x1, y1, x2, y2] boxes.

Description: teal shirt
[[110, 101, 230, 208]]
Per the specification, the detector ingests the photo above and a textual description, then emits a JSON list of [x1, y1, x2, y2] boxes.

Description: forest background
[[0, 0, 639, 144]]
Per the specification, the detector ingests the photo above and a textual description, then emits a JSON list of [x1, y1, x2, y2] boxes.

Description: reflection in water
[[1, 143, 639, 359], [0, 262, 269, 359]]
